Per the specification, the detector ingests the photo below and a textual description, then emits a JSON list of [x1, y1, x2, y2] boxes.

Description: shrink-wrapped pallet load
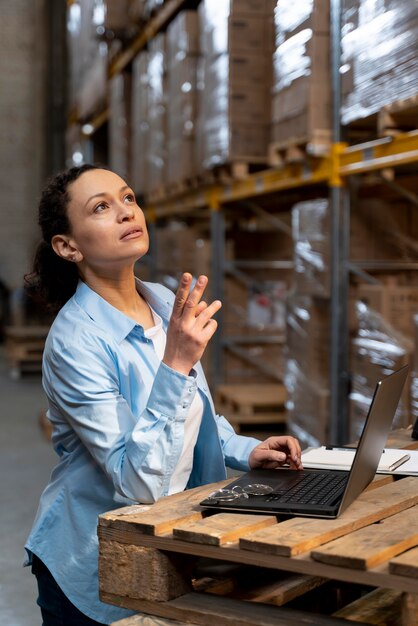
[[197, 0, 275, 172]]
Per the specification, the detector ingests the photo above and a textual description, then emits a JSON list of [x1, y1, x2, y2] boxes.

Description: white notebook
[[301, 446, 413, 474]]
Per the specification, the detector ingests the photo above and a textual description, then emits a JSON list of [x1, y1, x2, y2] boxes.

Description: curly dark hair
[[25, 164, 100, 312]]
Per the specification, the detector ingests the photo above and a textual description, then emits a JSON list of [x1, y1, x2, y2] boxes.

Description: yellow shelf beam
[[339, 131, 418, 176], [146, 131, 418, 217]]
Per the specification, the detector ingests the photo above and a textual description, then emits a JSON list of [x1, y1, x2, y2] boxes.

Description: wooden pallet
[[4, 325, 49, 378], [344, 95, 418, 143], [100, 435, 418, 626], [146, 186, 167, 204], [378, 95, 418, 137], [215, 383, 287, 433], [203, 159, 268, 185], [268, 131, 331, 167], [164, 177, 201, 199]]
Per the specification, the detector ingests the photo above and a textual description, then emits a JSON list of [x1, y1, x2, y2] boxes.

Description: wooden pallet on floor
[[4, 325, 49, 379], [268, 131, 331, 167], [214, 383, 287, 433]]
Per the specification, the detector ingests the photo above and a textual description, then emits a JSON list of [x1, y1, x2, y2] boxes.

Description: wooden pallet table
[[4, 325, 49, 378], [214, 383, 287, 433], [100, 429, 418, 626]]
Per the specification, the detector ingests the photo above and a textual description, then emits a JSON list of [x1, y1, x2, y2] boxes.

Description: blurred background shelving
[[1, 0, 418, 448]]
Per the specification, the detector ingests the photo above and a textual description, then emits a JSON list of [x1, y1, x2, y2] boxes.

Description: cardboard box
[[351, 336, 412, 427], [274, 0, 330, 45], [286, 295, 330, 386], [356, 284, 418, 339], [131, 51, 149, 193], [205, 52, 272, 88], [271, 30, 331, 147], [105, 0, 132, 31], [167, 10, 200, 56], [226, 0, 277, 17], [223, 343, 286, 386], [166, 138, 196, 186], [291, 198, 331, 297], [155, 225, 212, 278], [204, 82, 270, 124], [202, 15, 275, 57], [109, 73, 131, 182], [286, 359, 330, 445]]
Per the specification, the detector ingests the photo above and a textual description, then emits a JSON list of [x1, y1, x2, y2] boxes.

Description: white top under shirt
[[144, 308, 204, 494]]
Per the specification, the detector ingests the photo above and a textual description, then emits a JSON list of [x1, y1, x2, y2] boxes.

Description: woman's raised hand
[[163, 273, 222, 376]]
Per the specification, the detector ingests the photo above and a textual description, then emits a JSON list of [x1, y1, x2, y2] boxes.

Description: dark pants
[[31, 555, 106, 626]]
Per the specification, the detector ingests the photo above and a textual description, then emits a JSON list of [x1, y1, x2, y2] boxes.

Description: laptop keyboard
[[265, 472, 349, 506]]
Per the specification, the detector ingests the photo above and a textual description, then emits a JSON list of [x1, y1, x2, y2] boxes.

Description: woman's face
[[64, 168, 149, 271]]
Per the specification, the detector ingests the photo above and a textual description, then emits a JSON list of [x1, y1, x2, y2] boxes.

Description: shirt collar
[[73, 279, 172, 344]]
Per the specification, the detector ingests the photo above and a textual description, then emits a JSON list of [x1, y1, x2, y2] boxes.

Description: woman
[[25, 164, 302, 625]]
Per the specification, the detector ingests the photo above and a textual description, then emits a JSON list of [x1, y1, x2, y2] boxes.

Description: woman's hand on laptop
[[249, 436, 303, 470]]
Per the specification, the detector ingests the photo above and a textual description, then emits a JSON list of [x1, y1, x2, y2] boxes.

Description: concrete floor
[[0, 350, 56, 625]]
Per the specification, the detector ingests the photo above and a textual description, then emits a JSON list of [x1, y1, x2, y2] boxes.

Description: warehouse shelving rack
[[70, 0, 418, 445]]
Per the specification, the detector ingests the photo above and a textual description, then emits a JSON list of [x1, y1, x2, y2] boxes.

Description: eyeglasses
[[205, 483, 274, 503]]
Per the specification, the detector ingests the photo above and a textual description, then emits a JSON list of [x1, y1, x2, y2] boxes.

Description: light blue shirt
[[25, 279, 259, 624]]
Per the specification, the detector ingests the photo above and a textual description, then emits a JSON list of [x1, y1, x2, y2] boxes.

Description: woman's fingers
[[183, 275, 208, 318], [173, 274, 209, 321], [172, 273, 193, 316], [195, 298, 222, 328]]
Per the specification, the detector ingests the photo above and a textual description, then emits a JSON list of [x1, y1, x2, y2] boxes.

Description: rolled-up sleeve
[[45, 334, 197, 503]]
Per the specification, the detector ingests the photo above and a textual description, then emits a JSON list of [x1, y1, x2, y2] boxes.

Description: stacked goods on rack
[[348, 198, 418, 440], [130, 0, 165, 21], [166, 12, 200, 190], [109, 73, 131, 181], [146, 34, 167, 196], [67, 0, 108, 120], [67, 0, 132, 122], [154, 222, 212, 282], [341, 0, 418, 129], [222, 224, 291, 387], [349, 301, 413, 441], [131, 52, 149, 195], [197, 0, 275, 174], [270, 0, 331, 161], [286, 194, 418, 444], [285, 199, 331, 445]]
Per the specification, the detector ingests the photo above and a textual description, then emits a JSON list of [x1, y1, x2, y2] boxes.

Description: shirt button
[[182, 402, 188, 409], [188, 387, 193, 393]]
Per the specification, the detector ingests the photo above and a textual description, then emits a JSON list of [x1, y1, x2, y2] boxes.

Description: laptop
[[200, 365, 409, 519]]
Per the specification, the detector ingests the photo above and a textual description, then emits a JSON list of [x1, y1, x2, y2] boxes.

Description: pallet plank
[[194, 566, 327, 607], [99, 480, 230, 536], [333, 588, 405, 625], [239, 477, 418, 557], [173, 513, 276, 546], [112, 613, 189, 626], [389, 547, 418, 578], [311, 505, 418, 570], [103, 590, 371, 626], [231, 573, 327, 606]]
